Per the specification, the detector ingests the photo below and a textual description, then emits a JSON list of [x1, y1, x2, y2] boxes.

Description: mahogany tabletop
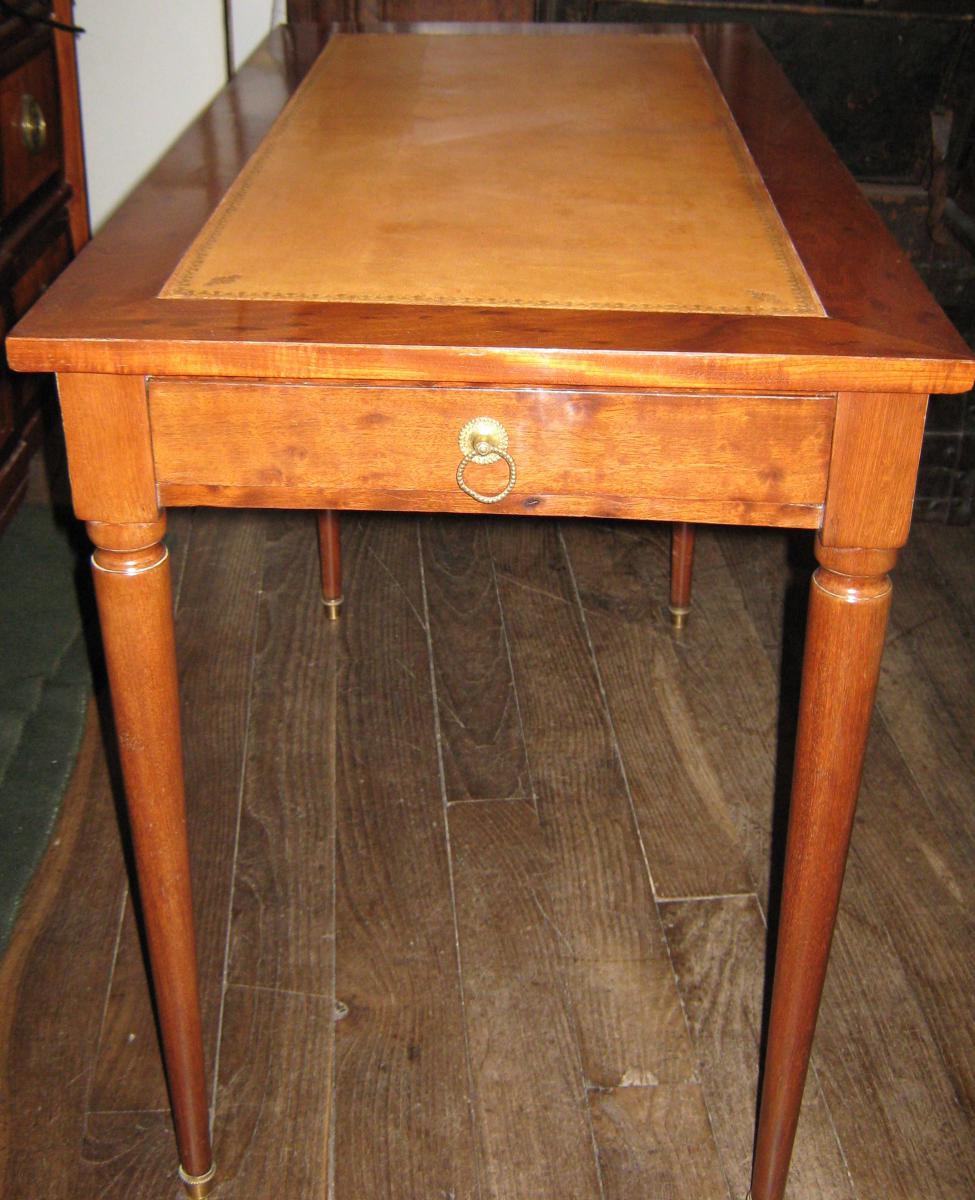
[[7, 23, 974, 396]]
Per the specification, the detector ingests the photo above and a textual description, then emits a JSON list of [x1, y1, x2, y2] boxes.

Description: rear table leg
[[317, 509, 342, 620], [669, 521, 695, 629]]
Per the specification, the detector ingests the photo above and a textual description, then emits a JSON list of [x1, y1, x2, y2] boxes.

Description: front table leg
[[751, 541, 895, 1200], [89, 517, 215, 1199]]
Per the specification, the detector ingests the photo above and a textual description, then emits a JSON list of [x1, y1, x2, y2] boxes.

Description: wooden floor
[[1, 509, 973, 1199]]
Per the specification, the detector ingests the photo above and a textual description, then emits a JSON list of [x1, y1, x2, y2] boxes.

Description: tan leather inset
[[162, 33, 822, 316]]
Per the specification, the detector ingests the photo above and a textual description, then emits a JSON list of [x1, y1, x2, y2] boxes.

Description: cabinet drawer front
[[0, 47, 61, 218], [150, 382, 833, 525]]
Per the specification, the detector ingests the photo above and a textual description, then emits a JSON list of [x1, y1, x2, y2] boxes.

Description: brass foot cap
[[179, 1163, 216, 1198], [668, 605, 690, 631], [322, 596, 343, 622]]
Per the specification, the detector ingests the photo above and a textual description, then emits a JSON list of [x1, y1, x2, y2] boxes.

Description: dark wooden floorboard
[[449, 799, 602, 1199], [874, 529, 975, 1119], [589, 1082, 729, 1200], [209, 985, 333, 1198], [560, 520, 766, 900], [2, 512, 973, 1200], [489, 517, 695, 1090], [330, 514, 479, 1200], [809, 724, 975, 1200], [421, 514, 531, 804], [661, 895, 853, 1200], [228, 511, 337, 994]]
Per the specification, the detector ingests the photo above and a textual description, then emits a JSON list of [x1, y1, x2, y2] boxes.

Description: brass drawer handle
[[456, 416, 516, 504], [19, 94, 47, 154]]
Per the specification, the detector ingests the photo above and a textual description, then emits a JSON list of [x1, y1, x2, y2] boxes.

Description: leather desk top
[[163, 33, 823, 318], [8, 25, 972, 396]]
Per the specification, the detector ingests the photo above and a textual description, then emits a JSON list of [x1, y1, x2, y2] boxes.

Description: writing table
[[8, 24, 974, 1200]]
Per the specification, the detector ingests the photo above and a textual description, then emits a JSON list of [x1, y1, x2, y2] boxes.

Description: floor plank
[[873, 531, 975, 1118], [661, 895, 853, 1200], [589, 1082, 729, 1200], [210, 985, 333, 1198], [561, 519, 765, 900], [421, 514, 531, 804], [489, 517, 695, 1090], [450, 800, 602, 1200], [330, 513, 479, 1200], [810, 730, 975, 1200], [228, 511, 338, 994]]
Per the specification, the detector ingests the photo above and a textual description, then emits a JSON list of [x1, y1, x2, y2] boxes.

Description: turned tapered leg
[[750, 543, 895, 1200], [316, 509, 342, 620], [89, 517, 214, 1199], [669, 522, 695, 629]]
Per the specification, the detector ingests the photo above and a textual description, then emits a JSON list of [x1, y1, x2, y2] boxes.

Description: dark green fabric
[[0, 504, 90, 954]]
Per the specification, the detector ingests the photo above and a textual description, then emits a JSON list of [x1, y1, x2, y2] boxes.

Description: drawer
[[0, 46, 61, 219], [149, 381, 835, 526], [9, 210, 71, 320]]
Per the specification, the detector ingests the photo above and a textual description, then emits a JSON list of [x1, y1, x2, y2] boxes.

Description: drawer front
[[0, 46, 61, 218], [149, 382, 834, 526], [10, 213, 71, 320]]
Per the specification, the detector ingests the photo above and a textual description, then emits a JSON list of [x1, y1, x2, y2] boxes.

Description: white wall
[[75, 2, 281, 231], [232, 0, 284, 71]]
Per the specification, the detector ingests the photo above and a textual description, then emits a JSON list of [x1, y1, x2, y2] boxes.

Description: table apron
[[148, 380, 834, 527]]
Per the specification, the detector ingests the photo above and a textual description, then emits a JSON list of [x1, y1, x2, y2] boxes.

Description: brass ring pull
[[456, 416, 517, 504], [19, 94, 47, 154]]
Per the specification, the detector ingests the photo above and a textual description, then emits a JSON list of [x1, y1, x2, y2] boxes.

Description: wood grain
[[864, 538, 975, 1122], [80, 1112, 181, 1200], [0, 45, 61, 218], [489, 517, 695, 1088], [668, 521, 695, 624], [316, 509, 342, 605], [449, 799, 602, 1199], [330, 513, 478, 1199], [208, 985, 334, 1198], [589, 1083, 728, 1200], [52, 0, 90, 252], [159, 482, 823, 530], [661, 896, 853, 1200], [822, 392, 928, 550], [751, 553, 892, 1200], [560, 520, 768, 900], [811, 725, 975, 1200], [228, 512, 338, 994], [420, 513, 531, 803], [88, 516, 212, 1176], [56, 374, 156, 523], [3, 516, 975, 1198], [148, 380, 834, 519], [721, 524, 975, 1198]]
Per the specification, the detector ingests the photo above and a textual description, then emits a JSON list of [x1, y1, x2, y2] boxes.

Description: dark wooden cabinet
[[287, 0, 536, 37], [0, 0, 86, 533]]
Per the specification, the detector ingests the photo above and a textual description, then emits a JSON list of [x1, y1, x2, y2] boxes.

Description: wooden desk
[[7, 25, 973, 1200]]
